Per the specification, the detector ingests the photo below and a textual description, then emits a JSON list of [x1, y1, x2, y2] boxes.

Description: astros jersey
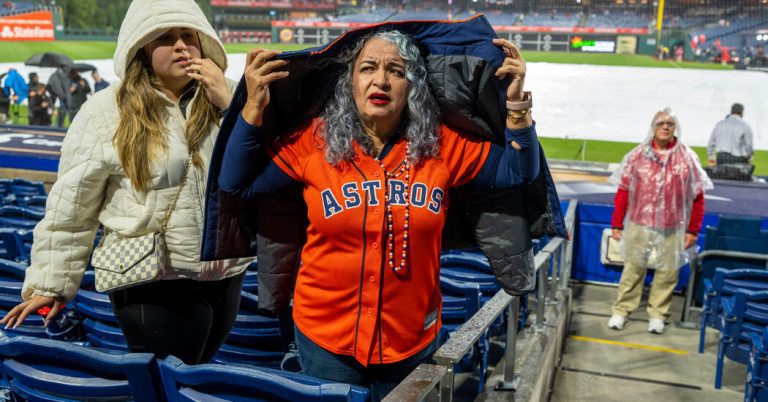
[[269, 119, 490, 365]]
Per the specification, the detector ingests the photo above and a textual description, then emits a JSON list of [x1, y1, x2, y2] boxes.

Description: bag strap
[[159, 153, 194, 234]]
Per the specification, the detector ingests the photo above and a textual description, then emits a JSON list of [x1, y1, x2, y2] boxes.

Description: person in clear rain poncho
[[607, 108, 712, 334]]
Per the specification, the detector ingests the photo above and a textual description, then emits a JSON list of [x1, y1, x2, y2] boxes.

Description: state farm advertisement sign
[[0, 11, 55, 41]]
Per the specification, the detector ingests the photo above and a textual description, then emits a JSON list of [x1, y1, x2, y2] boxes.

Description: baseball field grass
[[4, 40, 760, 175], [0, 40, 734, 70]]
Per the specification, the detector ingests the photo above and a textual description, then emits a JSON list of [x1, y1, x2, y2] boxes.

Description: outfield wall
[[1, 58, 765, 150]]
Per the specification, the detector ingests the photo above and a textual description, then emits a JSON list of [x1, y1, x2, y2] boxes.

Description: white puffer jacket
[[22, 0, 251, 303]]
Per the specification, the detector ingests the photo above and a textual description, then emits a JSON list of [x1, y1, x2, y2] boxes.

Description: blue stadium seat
[[440, 250, 506, 335], [0, 279, 22, 310], [0, 308, 46, 339], [746, 327, 768, 402], [0, 258, 26, 281], [0, 179, 11, 198], [439, 276, 488, 395], [159, 355, 368, 402], [242, 268, 259, 293], [0, 229, 28, 264], [0, 335, 160, 401], [440, 251, 498, 297], [440, 276, 481, 331], [0, 206, 44, 230], [695, 215, 768, 305], [74, 288, 128, 351], [212, 291, 285, 368], [14, 195, 47, 212], [716, 289, 768, 389], [700, 268, 768, 353], [10, 179, 46, 198]]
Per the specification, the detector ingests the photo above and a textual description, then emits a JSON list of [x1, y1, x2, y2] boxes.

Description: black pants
[[109, 272, 245, 365], [716, 152, 750, 165]]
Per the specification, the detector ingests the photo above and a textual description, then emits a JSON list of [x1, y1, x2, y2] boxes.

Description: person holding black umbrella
[[47, 66, 70, 127]]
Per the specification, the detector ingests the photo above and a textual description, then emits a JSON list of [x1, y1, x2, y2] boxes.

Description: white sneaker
[[648, 318, 665, 334], [607, 314, 626, 330]]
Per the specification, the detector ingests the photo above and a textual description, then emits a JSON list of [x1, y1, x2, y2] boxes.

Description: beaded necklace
[[376, 141, 411, 273]]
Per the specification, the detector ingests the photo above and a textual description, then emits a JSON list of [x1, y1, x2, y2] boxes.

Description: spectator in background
[[674, 45, 684, 62], [756, 46, 767, 67], [3, 69, 27, 124], [28, 84, 51, 126], [47, 66, 70, 127], [607, 108, 711, 335], [92, 70, 110, 92], [0, 72, 9, 124], [27, 72, 39, 88], [67, 69, 91, 120], [707, 103, 753, 167]]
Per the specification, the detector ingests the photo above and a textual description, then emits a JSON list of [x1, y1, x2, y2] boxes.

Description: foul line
[[569, 335, 689, 355]]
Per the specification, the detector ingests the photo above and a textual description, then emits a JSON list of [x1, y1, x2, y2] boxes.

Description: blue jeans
[[295, 327, 437, 401]]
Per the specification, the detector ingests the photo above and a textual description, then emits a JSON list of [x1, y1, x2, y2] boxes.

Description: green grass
[[539, 137, 768, 176], [9, 104, 765, 176], [0, 41, 734, 71], [0, 41, 119, 63], [5, 104, 71, 127], [3, 41, 757, 174], [524, 51, 734, 70], [0, 41, 314, 63]]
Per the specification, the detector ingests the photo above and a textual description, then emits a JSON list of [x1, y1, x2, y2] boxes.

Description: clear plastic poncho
[[609, 108, 713, 270]]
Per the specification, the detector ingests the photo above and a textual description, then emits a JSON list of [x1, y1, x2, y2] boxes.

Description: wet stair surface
[[549, 283, 744, 402]]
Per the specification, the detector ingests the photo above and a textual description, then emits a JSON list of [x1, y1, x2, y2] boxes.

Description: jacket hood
[[113, 0, 227, 79]]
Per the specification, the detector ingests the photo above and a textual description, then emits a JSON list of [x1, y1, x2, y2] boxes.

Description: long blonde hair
[[114, 51, 221, 192]]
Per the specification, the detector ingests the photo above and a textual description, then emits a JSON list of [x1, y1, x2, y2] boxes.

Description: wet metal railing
[[384, 200, 577, 401]]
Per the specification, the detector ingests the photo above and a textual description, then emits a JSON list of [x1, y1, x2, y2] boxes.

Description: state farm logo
[[0, 24, 54, 40]]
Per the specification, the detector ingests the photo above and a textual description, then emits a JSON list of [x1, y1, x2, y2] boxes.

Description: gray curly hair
[[319, 30, 440, 165]]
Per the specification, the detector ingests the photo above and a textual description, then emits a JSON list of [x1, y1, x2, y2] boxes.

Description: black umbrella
[[71, 63, 96, 73], [24, 52, 73, 68]]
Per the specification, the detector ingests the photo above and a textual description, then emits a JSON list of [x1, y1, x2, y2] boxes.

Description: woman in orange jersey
[[219, 30, 536, 400]]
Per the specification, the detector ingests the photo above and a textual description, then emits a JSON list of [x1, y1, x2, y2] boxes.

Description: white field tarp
[[1, 57, 765, 150]]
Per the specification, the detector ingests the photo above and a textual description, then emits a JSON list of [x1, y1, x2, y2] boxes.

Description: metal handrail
[[384, 364, 450, 402], [384, 199, 578, 401], [433, 239, 562, 367]]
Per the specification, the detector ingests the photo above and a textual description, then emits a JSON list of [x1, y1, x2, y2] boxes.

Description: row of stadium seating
[[324, 8, 734, 29], [0, 335, 371, 401], [700, 269, 768, 401], [694, 15, 768, 48], [682, 214, 768, 401], [0, 176, 544, 399]]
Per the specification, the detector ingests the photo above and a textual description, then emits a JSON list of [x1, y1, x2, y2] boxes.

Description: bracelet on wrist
[[506, 91, 532, 111], [507, 109, 530, 125]]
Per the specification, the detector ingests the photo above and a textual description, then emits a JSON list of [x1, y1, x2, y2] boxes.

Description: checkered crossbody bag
[[92, 155, 193, 293]]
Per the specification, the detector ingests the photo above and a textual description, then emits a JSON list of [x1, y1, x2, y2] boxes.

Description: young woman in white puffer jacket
[[1, 0, 253, 364]]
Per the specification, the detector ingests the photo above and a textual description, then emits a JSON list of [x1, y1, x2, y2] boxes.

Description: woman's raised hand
[[186, 58, 232, 111], [0, 295, 63, 329], [241, 49, 289, 126], [492, 38, 526, 102]]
